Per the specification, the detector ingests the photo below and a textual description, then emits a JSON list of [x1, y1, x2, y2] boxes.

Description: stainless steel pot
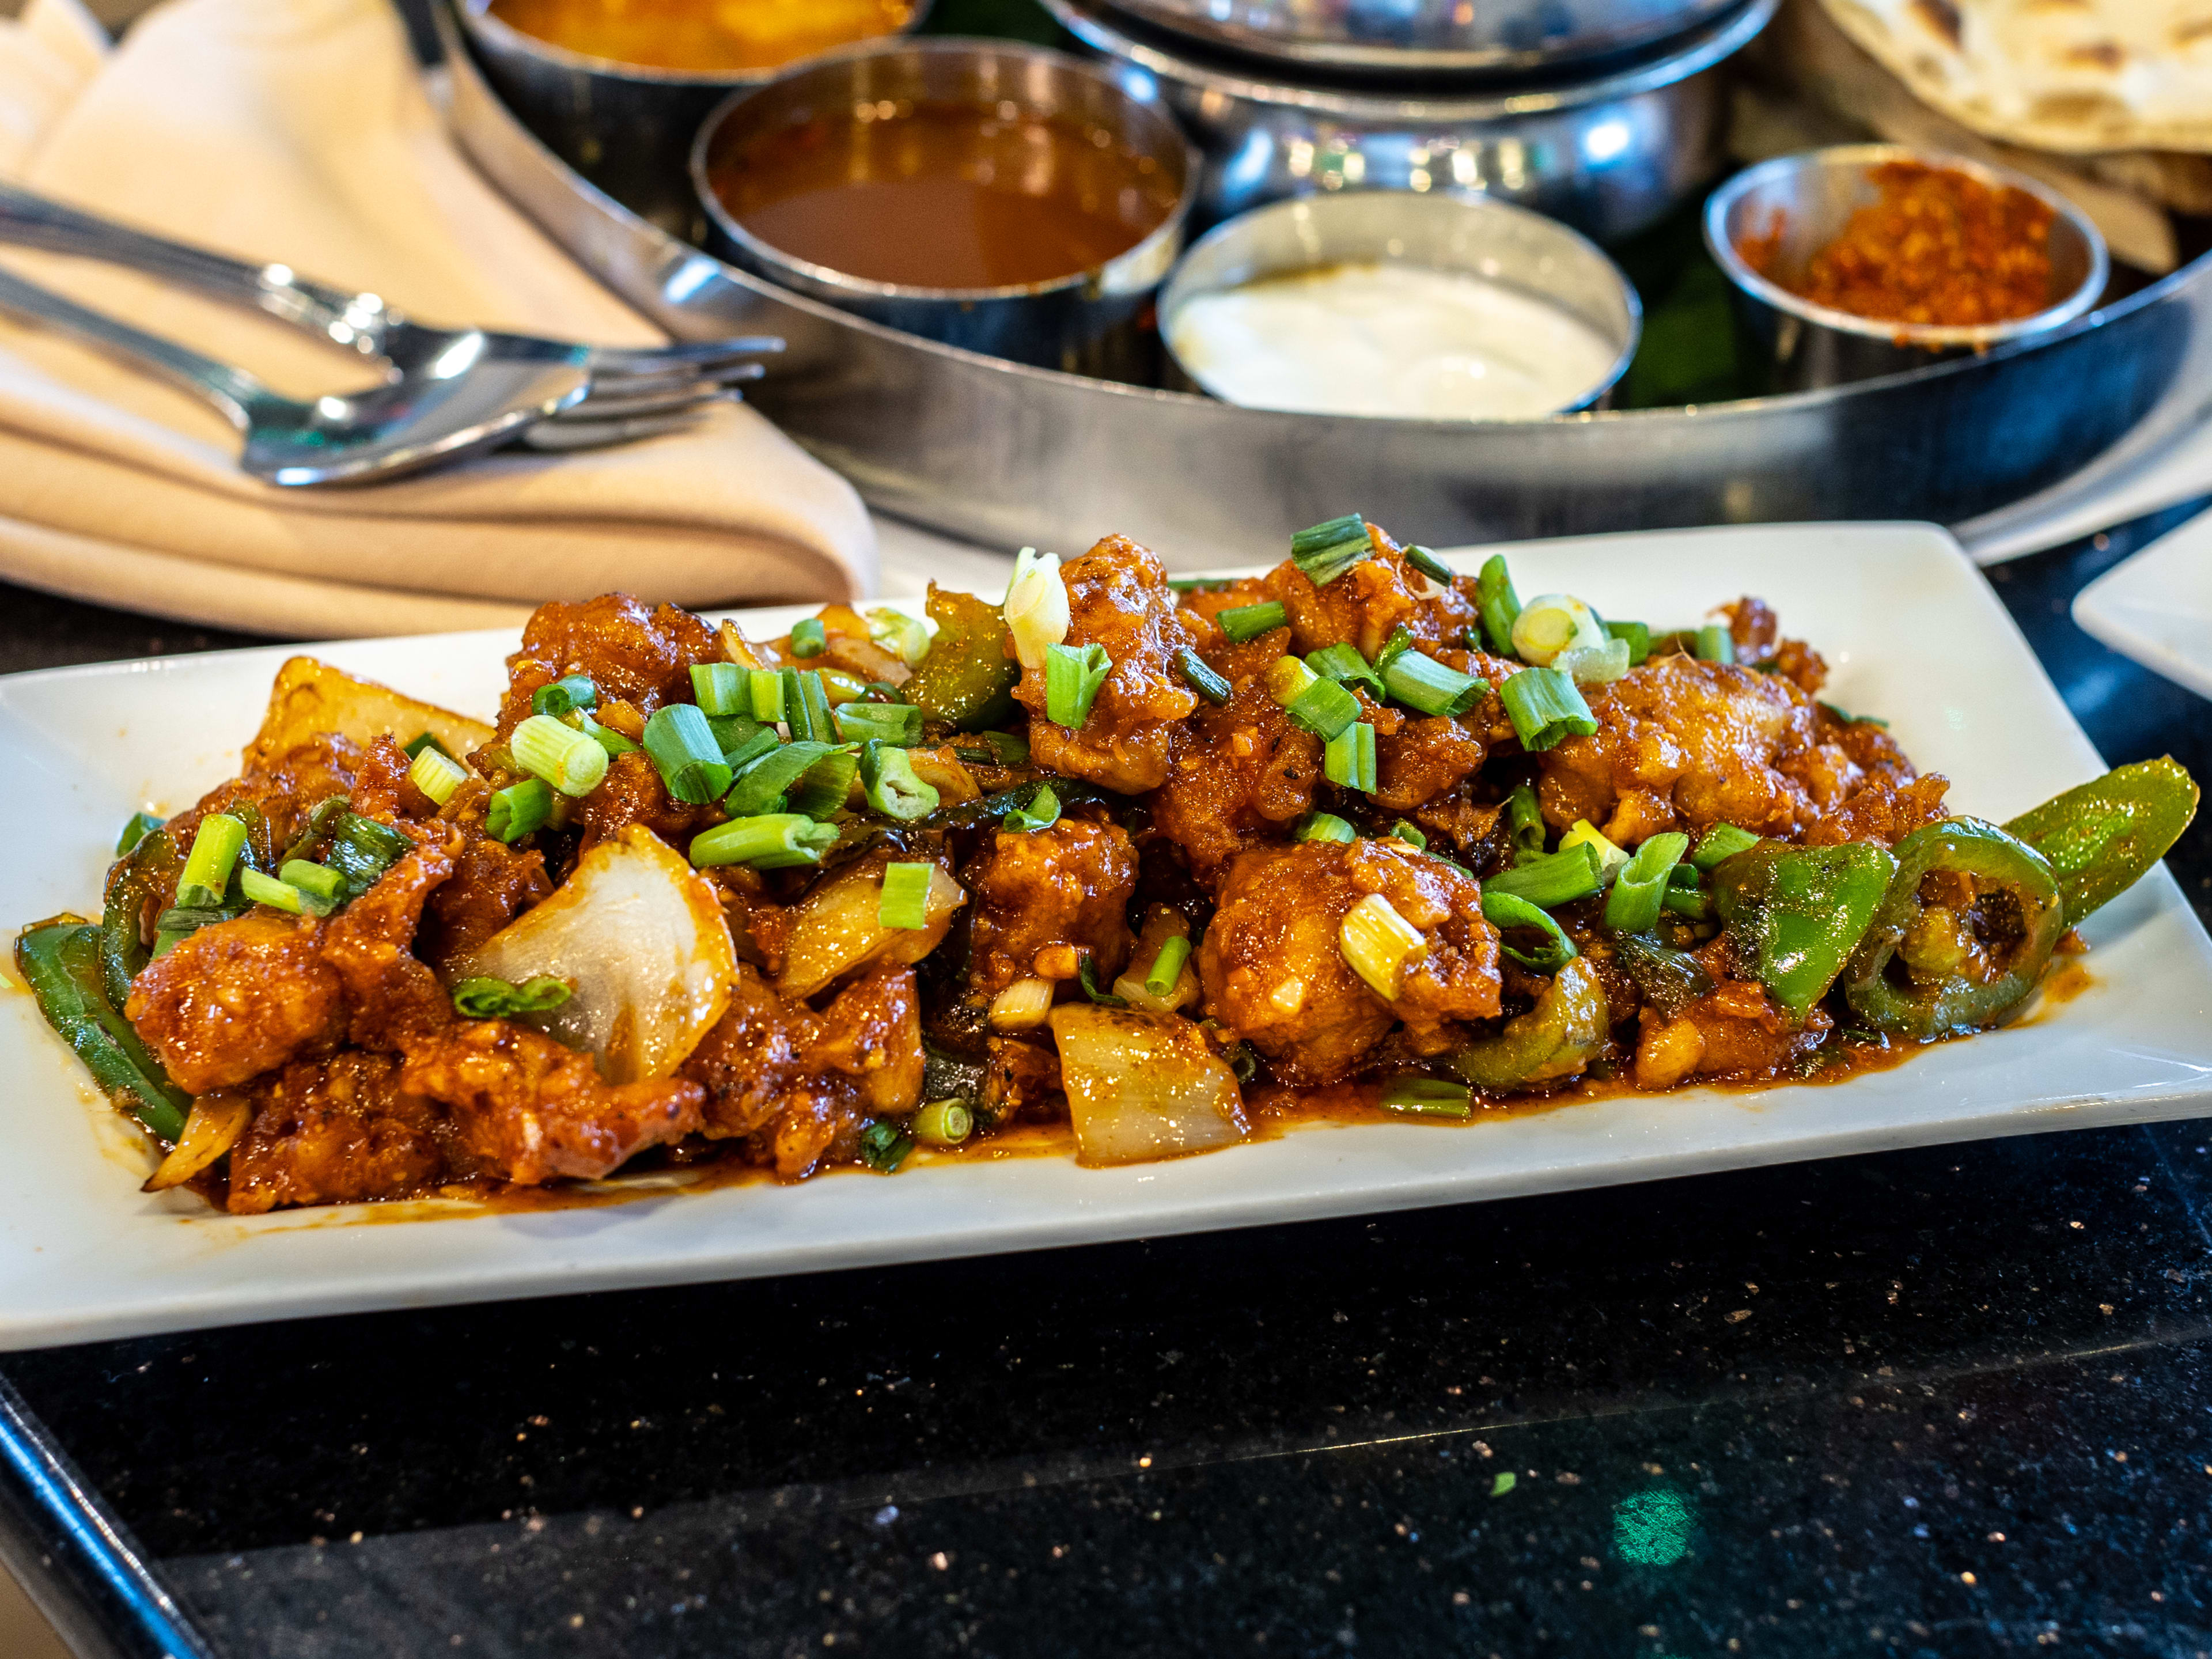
[[689, 39, 1198, 376], [452, 0, 933, 200], [1041, 0, 1777, 244], [1100, 0, 1740, 77], [1705, 145, 2111, 392]]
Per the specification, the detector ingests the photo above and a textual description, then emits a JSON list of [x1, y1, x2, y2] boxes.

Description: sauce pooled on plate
[[487, 0, 915, 73], [707, 100, 1179, 290]]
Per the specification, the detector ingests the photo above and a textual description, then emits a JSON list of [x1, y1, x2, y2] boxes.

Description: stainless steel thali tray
[[436, 3, 2212, 563]]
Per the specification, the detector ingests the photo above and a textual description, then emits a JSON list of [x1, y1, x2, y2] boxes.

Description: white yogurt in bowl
[[1167, 261, 1629, 420], [1158, 191, 1641, 422]]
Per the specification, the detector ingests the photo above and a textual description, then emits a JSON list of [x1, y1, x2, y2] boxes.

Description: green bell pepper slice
[[1710, 840, 1897, 1025], [904, 584, 1020, 732], [2003, 757, 2199, 929], [1447, 957, 1609, 1093], [1841, 819, 2064, 1040], [15, 921, 191, 1143], [99, 827, 179, 1010]]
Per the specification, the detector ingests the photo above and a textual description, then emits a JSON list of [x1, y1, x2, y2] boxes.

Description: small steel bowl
[[1100, 0, 1740, 77], [1705, 144, 2112, 392], [689, 38, 1199, 375], [453, 0, 933, 205], [1158, 190, 1641, 416], [1041, 0, 1777, 244]]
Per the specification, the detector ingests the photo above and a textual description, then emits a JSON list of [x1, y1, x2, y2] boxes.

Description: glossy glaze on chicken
[[18, 521, 2196, 1212]]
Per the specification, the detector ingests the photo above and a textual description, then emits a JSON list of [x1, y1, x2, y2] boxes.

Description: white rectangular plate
[[4, 522, 2210, 1351], [2073, 508, 2212, 702]]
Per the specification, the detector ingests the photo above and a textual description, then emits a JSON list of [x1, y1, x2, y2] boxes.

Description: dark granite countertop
[[0, 506, 2208, 1658]]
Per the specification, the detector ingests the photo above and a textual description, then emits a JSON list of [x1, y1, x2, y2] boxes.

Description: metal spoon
[[0, 263, 590, 485]]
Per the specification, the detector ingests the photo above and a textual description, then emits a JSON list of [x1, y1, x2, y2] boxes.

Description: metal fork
[[0, 262, 594, 484], [0, 181, 781, 439]]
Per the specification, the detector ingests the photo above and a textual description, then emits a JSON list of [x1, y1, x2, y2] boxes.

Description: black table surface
[[2, 510, 2210, 1659]]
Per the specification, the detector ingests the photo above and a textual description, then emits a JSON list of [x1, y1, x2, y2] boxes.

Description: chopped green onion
[[714, 720, 778, 772], [486, 778, 553, 843], [859, 743, 940, 821], [834, 702, 924, 746], [1169, 577, 1232, 593], [1378, 1077, 1474, 1119], [1696, 624, 1736, 665], [1476, 554, 1521, 657], [878, 862, 935, 931], [451, 975, 573, 1018], [865, 607, 931, 666], [1004, 782, 1062, 835], [790, 618, 827, 658], [1559, 819, 1630, 883], [1293, 812, 1356, 844], [1404, 546, 1457, 585], [1290, 514, 1373, 587], [402, 732, 448, 762], [1606, 621, 1652, 666], [859, 1119, 914, 1173], [787, 748, 859, 820], [980, 730, 1031, 767], [1506, 783, 1546, 862], [728, 740, 834, 817], [1077, 953, 1126, 1007], [1144, 935, 1192, 998], [642, 704, 733, 806], [1662, 883, 1711, 922], [1483, 843, 1604, 908], [317, 813, 411, 904], [1046, 642, 1113, 729], [576, 712, 639, 756], [1819, 701, 1889, 729], [1339, 892, 1427, 1001], [238, 868, 304, 914], [1324, 721, 1377, 792], [1218, 601, 1289, 643], [690, 813, 839, 869], [512, 713, 610, 797], [1389, 821, 1427, 850], [279, 859, 345, 914], [407, 745, 469, 807], [912, 1100, 974, 1147], [1264, 657, 1361, 741], [176, 814, 248, 909], [1512, 594, 1607, 668], [1500, 667, 1597, 752], [1306, 642, 1384, 698], [1604, 832, 1690, 937], [531, 675, 598, 719], [1555, 637, 1634, 686], [690, 662, 747, 717], [1480, 890, 1578, 972], [1176, 647, 1233, 706], [1690, 823, 1760, 872], [1383, 650, 1488, 718], [782, 669, 835, 744], [116, 811, 165, 857], [749, 669, 785, 724]]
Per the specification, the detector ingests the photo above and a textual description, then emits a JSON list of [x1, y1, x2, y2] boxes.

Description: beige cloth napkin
[[0, 0, 876, 637]]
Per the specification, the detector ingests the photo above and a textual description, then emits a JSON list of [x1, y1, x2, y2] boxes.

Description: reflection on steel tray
[[434, 1, 2212, 562]]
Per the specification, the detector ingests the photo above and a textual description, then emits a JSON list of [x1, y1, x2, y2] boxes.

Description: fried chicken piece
[[1016, 536, 1199, 794], [983, 1036, 1062, 1125], [226, 1051, 475, 1214], [1269, 525, 1479, 661], [1198, 839, 1501, 1085], [400, 1020, 704, 1186], [963, 819, 1139, 999], [1722, 597, 1829, 696], [1538, 655, 1829, 844], [570, 749, 719, 855], [497, 593, 720, 740], [419, 828, 553, 965], [681, 963, 927, 1178], [126, 911, 345, 1095], [1801, 773, 1952, 849], [318, 823, 459, 1049], [1151, 664, 1321, 882], [162, 733, 362, 872]]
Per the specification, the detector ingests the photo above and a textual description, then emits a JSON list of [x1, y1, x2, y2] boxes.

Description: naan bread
[[1817, 0, 2212, 154]]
